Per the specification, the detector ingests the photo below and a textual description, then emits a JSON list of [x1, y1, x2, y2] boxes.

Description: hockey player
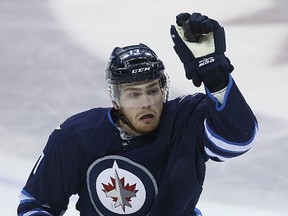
[[17, 12, 258, 216]]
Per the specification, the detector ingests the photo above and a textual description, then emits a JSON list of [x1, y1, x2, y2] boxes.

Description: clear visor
[[110, 80, 166, 108]]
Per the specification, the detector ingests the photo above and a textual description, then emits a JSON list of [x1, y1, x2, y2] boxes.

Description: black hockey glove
[[170, 12, 234, 92]]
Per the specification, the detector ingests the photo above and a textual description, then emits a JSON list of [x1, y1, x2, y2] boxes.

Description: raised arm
[[170, 12, 258, 161]]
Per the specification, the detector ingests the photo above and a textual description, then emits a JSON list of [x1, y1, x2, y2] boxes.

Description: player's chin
[[135, 121, 159, 134]]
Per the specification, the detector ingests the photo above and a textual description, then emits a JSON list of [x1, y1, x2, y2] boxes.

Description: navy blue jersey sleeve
[[17, 126, 82, 215], [17, 108, 103, 216], [203, 75, 258, 161], [17, 108, 109, 216]]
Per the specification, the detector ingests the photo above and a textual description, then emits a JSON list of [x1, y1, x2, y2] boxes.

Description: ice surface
[[1, 0, 287, 215]]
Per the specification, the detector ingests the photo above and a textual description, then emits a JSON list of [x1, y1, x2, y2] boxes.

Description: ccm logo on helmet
[[132, 67, 151, 74]]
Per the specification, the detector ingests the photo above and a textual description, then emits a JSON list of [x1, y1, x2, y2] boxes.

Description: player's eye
[[147, 88, 160, 96], [127, 92, 140, 99]]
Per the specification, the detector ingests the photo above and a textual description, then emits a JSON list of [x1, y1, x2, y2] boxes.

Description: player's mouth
[[139, 113, 156, 123]]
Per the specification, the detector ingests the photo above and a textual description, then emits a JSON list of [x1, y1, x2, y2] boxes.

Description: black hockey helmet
[[105, 43, 169, 102], [105, 43, 165, 84]]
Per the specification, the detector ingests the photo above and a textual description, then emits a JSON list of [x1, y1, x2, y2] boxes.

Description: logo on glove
[[199, 57, 215, 67]]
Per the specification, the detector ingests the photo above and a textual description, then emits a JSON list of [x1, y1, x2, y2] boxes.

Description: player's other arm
[[17, 127, 79, 215], [170, 12, 258, 161]]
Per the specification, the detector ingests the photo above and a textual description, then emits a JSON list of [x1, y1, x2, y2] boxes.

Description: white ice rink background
[[1, 0, 288, 215]]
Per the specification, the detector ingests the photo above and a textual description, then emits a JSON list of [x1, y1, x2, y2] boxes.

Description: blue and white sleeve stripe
[[18, 190, 54, 216], [204, 119, 258, 161], [20, 210, 51, 216]]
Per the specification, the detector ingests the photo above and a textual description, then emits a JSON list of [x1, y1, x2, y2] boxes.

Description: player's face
[[117, 80, 165, 134]]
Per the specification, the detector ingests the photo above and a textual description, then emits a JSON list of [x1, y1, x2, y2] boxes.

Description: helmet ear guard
[[159, 73, 169, 102], [159, 73, 167, 88]]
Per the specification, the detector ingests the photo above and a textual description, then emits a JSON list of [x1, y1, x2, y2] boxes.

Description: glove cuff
[[203, 68, 229, 92], [198, 54, 232, 92]]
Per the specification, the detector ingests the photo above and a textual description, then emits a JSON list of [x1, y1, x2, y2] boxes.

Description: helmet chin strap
[[112, 102, 146, 136]]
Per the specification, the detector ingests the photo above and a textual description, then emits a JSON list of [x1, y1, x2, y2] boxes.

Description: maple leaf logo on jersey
[[102, 170, 138, 212]]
